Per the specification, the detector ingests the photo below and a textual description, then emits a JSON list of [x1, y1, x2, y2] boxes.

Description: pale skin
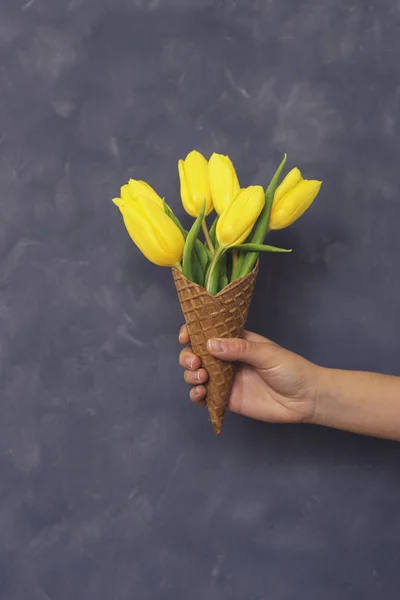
[[179, 326, 400, 441]]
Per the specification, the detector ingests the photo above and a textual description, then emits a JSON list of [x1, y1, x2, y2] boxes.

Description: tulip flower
[[208, 153, 240, 215], [112, 195, 184, 267], [273, 168, 303, 204], [178, 150, 213, 217], [126, 179, 164, 208], [269, 169, 322, 230], [204, 186, 265, 294], [216, 186, 265, 247]]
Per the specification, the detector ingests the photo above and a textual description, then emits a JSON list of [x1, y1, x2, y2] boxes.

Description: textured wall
[[1, 1, 400, 598]]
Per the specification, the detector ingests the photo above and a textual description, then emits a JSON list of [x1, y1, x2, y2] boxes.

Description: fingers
[[179, 346, 201, 371], [189, 385, 207, 406], [178, 336, 208, 406], [184, 367, 208, 386], [207, 336, 280, 370], [179, 325, 190, 345], [243, 330, 268, 344]]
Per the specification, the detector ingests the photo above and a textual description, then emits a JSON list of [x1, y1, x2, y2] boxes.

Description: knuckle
[[179, 350, 187, 366], [190, 388, 201, 403], [183, 370, 193, 385], [179, 347, 191, 365], [199, 368, 208, 382], [233, 338, 250, 355], [179, 329, 189, 344]]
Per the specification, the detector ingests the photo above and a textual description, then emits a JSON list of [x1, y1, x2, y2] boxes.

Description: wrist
[[310, 366, 336, 426], [295, 361, 330, 425]]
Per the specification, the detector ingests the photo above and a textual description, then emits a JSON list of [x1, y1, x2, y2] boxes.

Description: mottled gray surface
[[1, 0, 400, 598]]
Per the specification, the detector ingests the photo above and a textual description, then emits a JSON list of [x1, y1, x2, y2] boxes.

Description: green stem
[[202, 219, 215, 254], [218, 253, 228, 292], [206, 246, 225, 294], [209, 216, 218, 248], [233, 252, 245, 281], [239, 154, 287, 278], [231, 249, 239, 282], [175, 261, 183, 272]]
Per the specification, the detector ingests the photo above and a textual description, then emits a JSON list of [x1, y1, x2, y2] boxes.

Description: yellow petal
[[216, 186, 265, 247], [178, 159, 196, 217], [208, 153, 240, 215], [119, 198, 184, 266], [128, 179, 164, 208], [112, 197, 123, 208], [270, 179, 322, 230], [273, 168, 303, 205], [120, 184, 134, 203], [179, 150, 213, 216]]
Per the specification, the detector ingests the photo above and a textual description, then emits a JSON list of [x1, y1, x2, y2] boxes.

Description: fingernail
[[208, 339, 225, 353], [186, 357, 195, 369], [196, 370, 202, 382]]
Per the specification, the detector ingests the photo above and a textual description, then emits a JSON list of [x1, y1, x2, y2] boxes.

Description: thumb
[[207, 337, 279, 370]]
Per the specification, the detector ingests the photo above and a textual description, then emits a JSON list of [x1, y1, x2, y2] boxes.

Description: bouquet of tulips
[[113, 151, 322, 434]]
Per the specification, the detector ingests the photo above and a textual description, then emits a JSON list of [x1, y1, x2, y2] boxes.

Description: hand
[[179, 326, 321, 424]]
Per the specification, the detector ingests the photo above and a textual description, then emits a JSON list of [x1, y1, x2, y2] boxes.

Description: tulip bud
[[112, 196, 185, 266], [216, 186, 265, 247], [269, 177, 322, 231], [208, 153, 240, 215], [273, 168, 303, 204], [127, 179, 164, 208], [178, 150, 213, 217]]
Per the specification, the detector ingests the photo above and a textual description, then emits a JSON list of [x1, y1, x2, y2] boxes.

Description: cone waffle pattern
[[172, 263, 258, 435]]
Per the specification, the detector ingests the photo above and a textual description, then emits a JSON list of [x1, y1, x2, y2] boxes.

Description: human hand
[[179, 326, 321, 424]]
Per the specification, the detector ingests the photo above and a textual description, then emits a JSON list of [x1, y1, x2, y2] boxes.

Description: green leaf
[[193, 240, 209, 287], [205, 246, 226, 295], [194, 239, 210, 270], [163, 200, 187, 238], [192, 250, 205, 286], [163, 200, 207, 283], [219, 273, 229, 292], [239, 154, 287, 277], [209, 216, 218, 249], [234, 243, 292, 253], [182, 200, 206, 283]]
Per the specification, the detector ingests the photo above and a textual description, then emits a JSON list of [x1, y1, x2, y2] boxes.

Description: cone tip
[[212, 420, 223, 435]]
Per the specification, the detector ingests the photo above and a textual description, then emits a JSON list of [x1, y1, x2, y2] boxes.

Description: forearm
[[313, 368, 400, 441]]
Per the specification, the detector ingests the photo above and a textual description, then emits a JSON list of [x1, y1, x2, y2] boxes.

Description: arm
[[179, 326, 400, 442], [315, 368, 400, 441]]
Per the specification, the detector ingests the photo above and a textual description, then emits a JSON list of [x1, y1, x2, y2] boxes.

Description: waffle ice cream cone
[[172, 262, 258, 435]]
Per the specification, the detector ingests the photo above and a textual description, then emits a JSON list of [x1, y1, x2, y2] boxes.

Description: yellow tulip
[[118, 179, 164, 209], [112, 196, 184, 266], [208, 153, 240, 215], [178, 150, 213, 217], [269, 177, 322, 230], [273, 168, 303, 204], [216, 186, 265, 247], [127, 179, 164, 208]]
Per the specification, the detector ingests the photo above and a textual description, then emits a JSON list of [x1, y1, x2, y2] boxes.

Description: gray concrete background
[[1, 0, 400, 598]]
